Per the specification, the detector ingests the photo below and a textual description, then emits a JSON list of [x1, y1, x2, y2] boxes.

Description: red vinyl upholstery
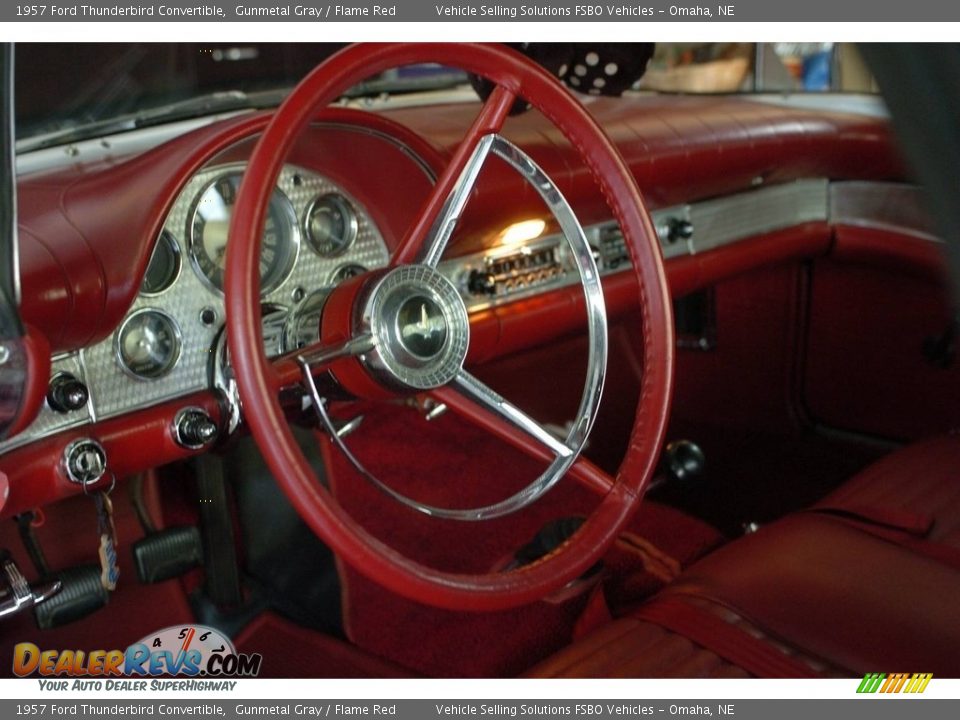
[[525, 611, 753, 679], [531, 434, 960, 678], [526, 594, 847, 678], [815, 433, 960, 548]]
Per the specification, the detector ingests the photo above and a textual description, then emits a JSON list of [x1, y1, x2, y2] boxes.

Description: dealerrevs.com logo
[[12, 624, 262, 685]]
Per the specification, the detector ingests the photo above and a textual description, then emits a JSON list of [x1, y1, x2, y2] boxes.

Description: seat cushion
[[532, 435, 960, 678], [526, 591, 853, 678], [526, 612, 751, 678], [664, 513, 960, 676], [816, 433, 960, 548]]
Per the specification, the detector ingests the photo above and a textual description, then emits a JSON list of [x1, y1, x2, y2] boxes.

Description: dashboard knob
[[174, 408, 218, 450], [63, 439, 107, 486], [47, 373, 89, 413], [666, 217, 694, 244], [662, 440, 705, 483], [467, 270, 497, 296]]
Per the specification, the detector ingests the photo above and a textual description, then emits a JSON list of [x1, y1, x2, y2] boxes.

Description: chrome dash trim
[[687, 179, 828, 254], [441, 179, 830, 314], [829, 181, 939, 241]]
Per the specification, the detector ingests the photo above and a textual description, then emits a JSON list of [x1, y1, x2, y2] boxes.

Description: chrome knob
[[665, 217, 694, 244], [174, 408, 218, 450]]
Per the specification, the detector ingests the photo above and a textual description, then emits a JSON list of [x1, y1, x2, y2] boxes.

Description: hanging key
[[93, 486, 120, 591]]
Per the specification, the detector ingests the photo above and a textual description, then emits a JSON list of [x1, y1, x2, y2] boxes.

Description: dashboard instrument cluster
[[0, 163, 390, 453]]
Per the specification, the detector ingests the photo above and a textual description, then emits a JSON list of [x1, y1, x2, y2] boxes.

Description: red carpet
[[234, 612, 417, 678], [325, 403, 723, 677]]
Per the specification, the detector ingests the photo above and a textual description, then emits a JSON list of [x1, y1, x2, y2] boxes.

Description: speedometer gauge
[[189, 172, 299, 295]]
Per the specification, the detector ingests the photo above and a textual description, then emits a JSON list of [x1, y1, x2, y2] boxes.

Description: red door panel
[[805, 258, 960, 440]]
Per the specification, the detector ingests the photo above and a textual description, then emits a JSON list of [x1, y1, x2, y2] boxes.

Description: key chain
[[91, 477, 119, 591]]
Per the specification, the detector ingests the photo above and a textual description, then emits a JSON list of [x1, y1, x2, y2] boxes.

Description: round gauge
[[331, 263, 367, 284], [116, 309, 182, 380], [305, 194, 358, 257], [141, 231, 181, 296], [189, 172, 299, 295]]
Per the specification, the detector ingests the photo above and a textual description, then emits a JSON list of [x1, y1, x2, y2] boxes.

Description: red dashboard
[[1, 92, 924, 520]]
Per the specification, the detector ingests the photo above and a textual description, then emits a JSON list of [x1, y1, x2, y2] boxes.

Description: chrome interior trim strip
[[686, 179, 828, 254], [6, 48, 19, 306], [829, 181, 939, 241], [6, 176, 940, 459], [746, 93, 889, 118]]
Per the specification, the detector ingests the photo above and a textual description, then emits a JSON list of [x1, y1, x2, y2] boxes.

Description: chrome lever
[[406, 396, 448, 421], [333, 414, 364, 439], [0, 554, 61, 620]]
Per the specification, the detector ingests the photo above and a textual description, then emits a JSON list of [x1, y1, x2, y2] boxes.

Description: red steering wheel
[[225, 43, 674, 611]]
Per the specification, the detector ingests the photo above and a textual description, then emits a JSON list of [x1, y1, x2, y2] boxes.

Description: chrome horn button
[[362, 265, 469, 390], [397, 295, 447, 358]]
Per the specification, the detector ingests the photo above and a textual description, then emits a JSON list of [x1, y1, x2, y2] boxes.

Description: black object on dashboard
[[47, 372, 90, 413], [469, 43, 656, 114]]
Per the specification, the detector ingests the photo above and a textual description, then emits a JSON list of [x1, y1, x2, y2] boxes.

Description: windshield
[[14, 42, 877, 149], [14, 43, 469, 146]]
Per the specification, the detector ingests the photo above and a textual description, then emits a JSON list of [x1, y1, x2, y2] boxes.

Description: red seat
[[530, 435, 960, 678]]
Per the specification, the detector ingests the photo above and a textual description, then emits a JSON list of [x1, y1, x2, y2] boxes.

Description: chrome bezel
[[62, 438, 107, 486], [187, 170, 301, 297], [114, 308, 184, 382], [304, 193, 359, 258], [139, 230, 183, 297], [172, 406, 216, 450], [361, 266, 470, 391]]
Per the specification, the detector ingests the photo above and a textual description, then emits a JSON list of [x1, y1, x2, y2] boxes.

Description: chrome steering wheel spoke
[[450, 370, 574, 461], [415, 134, 495, 268]]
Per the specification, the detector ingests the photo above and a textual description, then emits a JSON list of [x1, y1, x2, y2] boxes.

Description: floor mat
[[325, 403, 723, 678]]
